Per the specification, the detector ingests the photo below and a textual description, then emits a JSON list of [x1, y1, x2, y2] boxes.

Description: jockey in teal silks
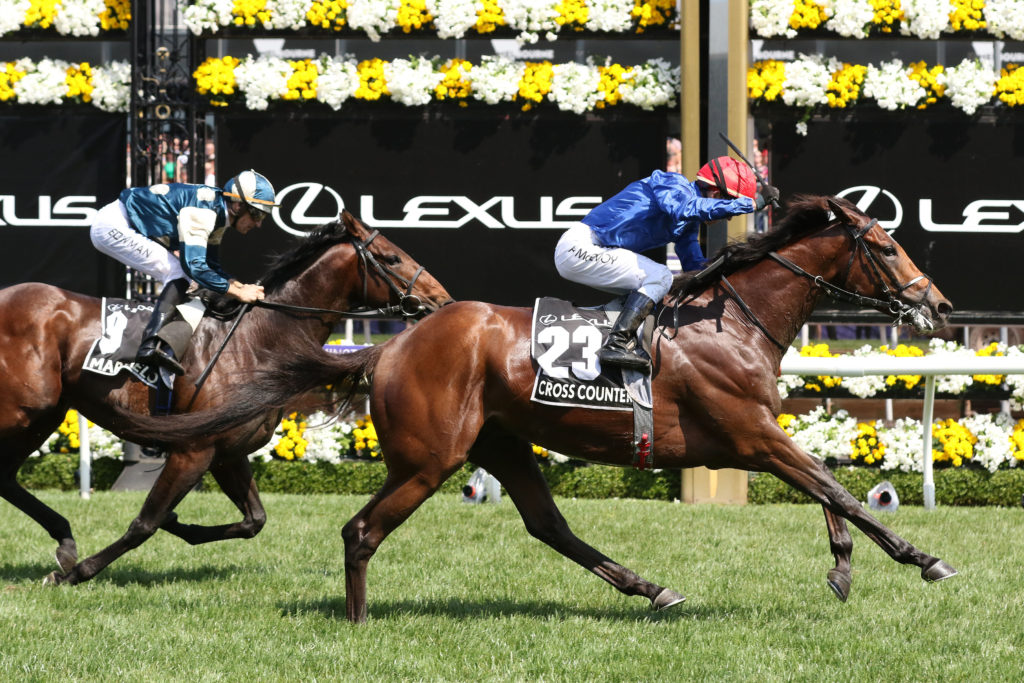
[[90, 169, 278, 376], [554, 156, 778, 374]]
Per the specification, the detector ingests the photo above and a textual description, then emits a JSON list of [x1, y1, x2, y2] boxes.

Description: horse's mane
[[669, 194, 857, 298], [258, 219, 352, 294]]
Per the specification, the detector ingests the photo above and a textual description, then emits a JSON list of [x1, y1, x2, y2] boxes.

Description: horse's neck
[[722, 240, 840, 353]]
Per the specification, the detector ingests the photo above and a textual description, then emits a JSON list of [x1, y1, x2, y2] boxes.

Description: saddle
[[529, 296, 655, 469]]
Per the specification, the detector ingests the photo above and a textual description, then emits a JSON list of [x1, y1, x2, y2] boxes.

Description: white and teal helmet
[[223, 169, 279, 215]]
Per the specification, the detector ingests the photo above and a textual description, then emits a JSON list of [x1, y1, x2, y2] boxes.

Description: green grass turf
[[1, 491, 1021, 681]]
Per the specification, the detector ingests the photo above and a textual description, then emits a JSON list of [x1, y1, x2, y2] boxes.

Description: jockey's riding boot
[[136, 278, 189, 376], [597, 291, 656, 374]]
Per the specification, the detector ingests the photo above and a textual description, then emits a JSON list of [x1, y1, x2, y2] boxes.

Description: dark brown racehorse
[[69, 196, 956, 622], [0, 210, 452, 582]]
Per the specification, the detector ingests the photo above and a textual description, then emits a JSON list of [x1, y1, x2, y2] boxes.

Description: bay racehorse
[[70, 196, 956, 621], [0, 210, 452, 582]]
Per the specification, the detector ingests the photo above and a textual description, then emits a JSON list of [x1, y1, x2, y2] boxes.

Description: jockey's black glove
[[755, 184, 780, 210]]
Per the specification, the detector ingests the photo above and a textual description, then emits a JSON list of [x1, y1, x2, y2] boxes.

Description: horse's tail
[[110, 343, 386, 446]]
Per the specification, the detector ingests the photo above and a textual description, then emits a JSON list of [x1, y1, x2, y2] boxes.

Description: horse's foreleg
[[822, 507, 853, 602], [764, 443, 956, 589], [0, 431, 77, 572], [44, 448, 212, 586], [469, 428, 684, 612], [159, 452, 266, 544]]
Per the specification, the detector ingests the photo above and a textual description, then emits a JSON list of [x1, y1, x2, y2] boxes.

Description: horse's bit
[[254, 229, 428, 321], [711, 218, 937, 350]]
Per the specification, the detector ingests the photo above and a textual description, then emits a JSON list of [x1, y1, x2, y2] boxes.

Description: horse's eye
[[384, 255, 401, 266], [881, 245, 897, 257]]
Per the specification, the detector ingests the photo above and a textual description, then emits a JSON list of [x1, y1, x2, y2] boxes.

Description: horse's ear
[[826, 197, 855, 225], [340, 209, 370, 239]]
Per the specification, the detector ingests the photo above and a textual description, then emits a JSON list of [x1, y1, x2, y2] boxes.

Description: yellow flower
[[826, 63, 867, 108], [949, 0, 985, 32], [788, 0, 828, 31], [870, 0, 903, 33], [397, 0, 432, 33], [1010, 420, 1024, 462], [286, 59, 319, 101], [435, 59, 472, 100], [996, 63, 1024, 106], [908, 61, 945, 109], [25, 0, 60, 29], [475, 0, 506, 33], [851, 422, 885, 464], [631, 0, 675, 31], [306, 0, 347, 30], [232, 0, 269, 27], [932, 418, 976, 466], [555, 0, 588, 30], [596, 62, 628, 108], [518, 61, 554, 109], [100, 0, 131, 30], [748, 60, 786, 102], [194, 56, 240, 106], [776, 413, 797, 436], [355, 58, 388, 100]]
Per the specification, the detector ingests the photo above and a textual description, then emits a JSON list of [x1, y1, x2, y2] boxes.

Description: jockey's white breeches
[[90, 200, 187, 284], [553, 223, 673, 302]]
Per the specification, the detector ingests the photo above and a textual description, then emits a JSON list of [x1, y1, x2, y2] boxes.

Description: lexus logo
[[835, 185, 902, 232], [271, 182, 346, 236]]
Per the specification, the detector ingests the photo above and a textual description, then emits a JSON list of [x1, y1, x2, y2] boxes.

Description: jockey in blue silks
[[90, 169, 278, 376], [554, 156, 778, 374]]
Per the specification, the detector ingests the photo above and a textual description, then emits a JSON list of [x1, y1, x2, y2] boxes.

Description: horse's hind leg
[[0, 426, 78, 572], [822, 507, 853, 602], [468, 425, 684, 612], [342, 453, 467, 623], [45, 447, 213, 586]]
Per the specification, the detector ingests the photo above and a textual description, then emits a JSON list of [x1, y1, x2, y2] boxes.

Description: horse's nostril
[[937, 301, 953, 317]]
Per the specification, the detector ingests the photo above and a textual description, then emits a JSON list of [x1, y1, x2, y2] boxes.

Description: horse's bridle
[[254, 229, 428, 321], [716, 218, 937, 350]]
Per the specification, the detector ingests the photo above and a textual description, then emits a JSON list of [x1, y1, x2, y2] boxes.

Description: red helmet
[[695, 156, 757, 201]]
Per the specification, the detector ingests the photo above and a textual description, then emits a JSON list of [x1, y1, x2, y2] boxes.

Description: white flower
[[881, 417, 925, 472], [181, 0, 235, 34], [781, 54, 832, 107], [620, 58, 679, 110], [900, 0, 952, 39], [585, 0, 634, 33], [943, 57, 995, 115], [985, 0, 1024, 40], [750, 0, 797, 38], [427, 0, 480, 38], [863, 59, 926, 109], [14, 58, 70, 105], [502, 0, 561, 44], [548, 61, 603, 113], [234, 55, 291, 110], [347, 0, 400, 41], [384, 56, 443, 106], [92, 60, 132, 112], [825, 0, 876, 37], [53, 0, 104, 36], [316, 55, 359, 109], [962, 413, 1015, 472], [0, 0, 29, 37], [263, 0, 313, 29], [469, 55, 524, 104]]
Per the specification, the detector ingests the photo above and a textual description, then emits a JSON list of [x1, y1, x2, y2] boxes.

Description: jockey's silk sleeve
[[178, 206, 230, 292]]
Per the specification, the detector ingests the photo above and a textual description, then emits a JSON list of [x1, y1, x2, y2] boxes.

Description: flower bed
[[181, 0, 678, 43], [0, 58, 130, 111], [0, 0, 129, 37], [750, 0, 1022, 40], [195, 53, 678, 112], [748, 54, 1016, 134]]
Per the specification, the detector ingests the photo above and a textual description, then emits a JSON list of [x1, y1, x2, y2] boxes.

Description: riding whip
[[718, 132, 779, 208]]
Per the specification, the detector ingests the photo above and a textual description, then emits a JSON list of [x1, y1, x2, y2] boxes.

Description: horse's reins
[[701, 218, 936, 351], [187, 228, 428, 406]]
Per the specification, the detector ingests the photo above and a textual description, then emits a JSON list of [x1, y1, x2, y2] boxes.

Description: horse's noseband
[[353, 230, 429, 319]]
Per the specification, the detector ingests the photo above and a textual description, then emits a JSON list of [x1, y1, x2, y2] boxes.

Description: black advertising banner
[[215, 108, 666, 306], [767, 116, 1023, 317], [0, 112, 126, 296]]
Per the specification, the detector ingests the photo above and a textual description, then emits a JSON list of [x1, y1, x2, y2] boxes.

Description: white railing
[[779, 355, 1024, 509]]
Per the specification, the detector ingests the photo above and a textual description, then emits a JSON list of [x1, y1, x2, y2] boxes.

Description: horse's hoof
[[826, 569, 851, 602], [922, 559, 958, 583], [55, 542, 77, 574], [42, 571, 64, 587], [652, 588, 686, 611]]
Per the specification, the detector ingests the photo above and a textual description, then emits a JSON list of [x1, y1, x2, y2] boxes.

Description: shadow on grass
[[0, 561, 240, 586], [278, 596, 770, 622]]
